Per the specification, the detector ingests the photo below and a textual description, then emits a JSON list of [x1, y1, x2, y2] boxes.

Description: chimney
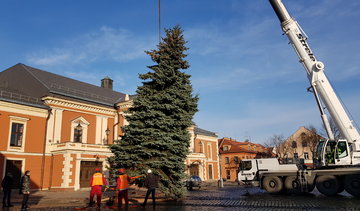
[[101, 77, 113, 90]]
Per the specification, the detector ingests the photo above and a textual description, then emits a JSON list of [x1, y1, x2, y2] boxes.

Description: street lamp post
[[75, 121, 82, 143]]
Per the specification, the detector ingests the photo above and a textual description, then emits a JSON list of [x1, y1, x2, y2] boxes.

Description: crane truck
[[238, 0, 360, 197]]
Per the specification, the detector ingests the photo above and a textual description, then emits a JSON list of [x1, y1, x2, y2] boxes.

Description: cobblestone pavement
[[173, 186, 360, 211], [2, 185, 360, 210]]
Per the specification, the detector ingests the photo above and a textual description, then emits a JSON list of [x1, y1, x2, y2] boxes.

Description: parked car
[[185, 175, 202, 190]]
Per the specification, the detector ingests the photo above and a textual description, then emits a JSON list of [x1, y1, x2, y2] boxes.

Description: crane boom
[[237, 1, 360, 198], [269, 0, 360, 166]]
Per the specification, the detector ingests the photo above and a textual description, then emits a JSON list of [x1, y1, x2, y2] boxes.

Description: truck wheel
[[344, 174, 360, 197], [337, 179, 344, 193], [284, 176, 301, 194], [263, 176, 283, 194], [306, 182, 315, 193], [316, 175, 340, 196]]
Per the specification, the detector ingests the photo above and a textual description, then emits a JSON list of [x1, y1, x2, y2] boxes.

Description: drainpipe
[[49, 153, 54, 190], [113, 106, 121, 143]]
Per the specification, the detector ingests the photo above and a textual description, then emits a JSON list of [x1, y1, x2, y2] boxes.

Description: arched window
[[302, 140, 308, 147], [199, 141, 203, 153], [292, 141, 297, 148], [300, 132, 307, 140]]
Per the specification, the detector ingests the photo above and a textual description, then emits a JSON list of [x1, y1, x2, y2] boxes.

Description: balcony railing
[[49, 141, 111, 153]]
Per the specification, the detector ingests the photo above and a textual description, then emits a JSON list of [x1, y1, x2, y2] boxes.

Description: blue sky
[[1, 0, 360, 144]]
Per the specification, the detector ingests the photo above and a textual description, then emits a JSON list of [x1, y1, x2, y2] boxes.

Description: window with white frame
[[304, 152, 309, 160], [207, 144, 212, 160], [8, 116, 28, 150], [10, 123, 24, 147], [73, 123, 83, 143], [226, 170, 230, 180], [70, 117, 89, 143], [234, 156, 239, 164], [199, 141, 203, 153], [208, 164, 213, 180]]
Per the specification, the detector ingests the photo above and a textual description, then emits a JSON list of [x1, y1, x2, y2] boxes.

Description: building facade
[[0, 64, 132, 190], [277, 126, 323, 167], [218, 138, 272, 181], [186, 126, 220, 181]]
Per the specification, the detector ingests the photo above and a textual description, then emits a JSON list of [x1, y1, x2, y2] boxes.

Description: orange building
[[0, 64, 131, 190], [0, 63, 218, 190], [218, 138, 272, 181], [186, 126, 220, 181]]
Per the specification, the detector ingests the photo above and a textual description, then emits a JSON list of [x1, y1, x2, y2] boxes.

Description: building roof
[[218, 137, 269, 154], [0, 63, 128, 107], [194, 127, 218, 138]]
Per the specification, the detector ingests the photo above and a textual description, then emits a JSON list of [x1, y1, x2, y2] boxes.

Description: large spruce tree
[[108, 25, 198, 198]]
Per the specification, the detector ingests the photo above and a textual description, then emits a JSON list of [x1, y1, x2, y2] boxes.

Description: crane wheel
[[344, 174, 360, 197], [284, 176, 301, 194], [306, 182, 315, 193], [315, 175, 340, 196], [263, 176, 283, 194], [337, 179, 344, 193]]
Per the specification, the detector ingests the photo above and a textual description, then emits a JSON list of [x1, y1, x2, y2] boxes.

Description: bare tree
[[305, 125, 322, 157], [265, 134, 291, 160]]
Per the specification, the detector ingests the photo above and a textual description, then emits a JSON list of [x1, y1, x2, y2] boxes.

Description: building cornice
[[0, 100, 48, 118], [42, 96, 116, 116], [116, 100, 133, 109]]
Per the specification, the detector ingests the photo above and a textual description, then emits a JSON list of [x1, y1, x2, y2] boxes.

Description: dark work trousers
[[2, 189, 11, 206], [143, 188, 156, 206], [118, 189, 129, 208], [21, 193, 29, 209]]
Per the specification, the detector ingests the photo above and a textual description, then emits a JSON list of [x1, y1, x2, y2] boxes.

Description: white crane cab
[[314, 139, 352, 167]]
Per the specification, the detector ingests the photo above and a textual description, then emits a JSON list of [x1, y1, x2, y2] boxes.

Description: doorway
[[189, 163, 199, 176], [79, 161, 102, 188], [5, 159, 23, 189]]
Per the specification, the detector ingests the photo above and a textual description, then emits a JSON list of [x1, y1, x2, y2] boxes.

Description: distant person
[[1, 172, 14, 207], [141, 169, 160, 208], [20, 170, 30, 211], [89, 168, 108, 208]]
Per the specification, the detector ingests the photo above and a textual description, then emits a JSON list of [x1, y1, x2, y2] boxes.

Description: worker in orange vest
[[117, 168, 142, 209], [89, 168, 107, 208]]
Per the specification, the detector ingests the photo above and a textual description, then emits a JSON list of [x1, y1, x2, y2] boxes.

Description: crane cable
[[158, 0, 161, 44]]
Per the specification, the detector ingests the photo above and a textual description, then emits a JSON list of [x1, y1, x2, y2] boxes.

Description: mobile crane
[[238, 0, 360, 197]]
